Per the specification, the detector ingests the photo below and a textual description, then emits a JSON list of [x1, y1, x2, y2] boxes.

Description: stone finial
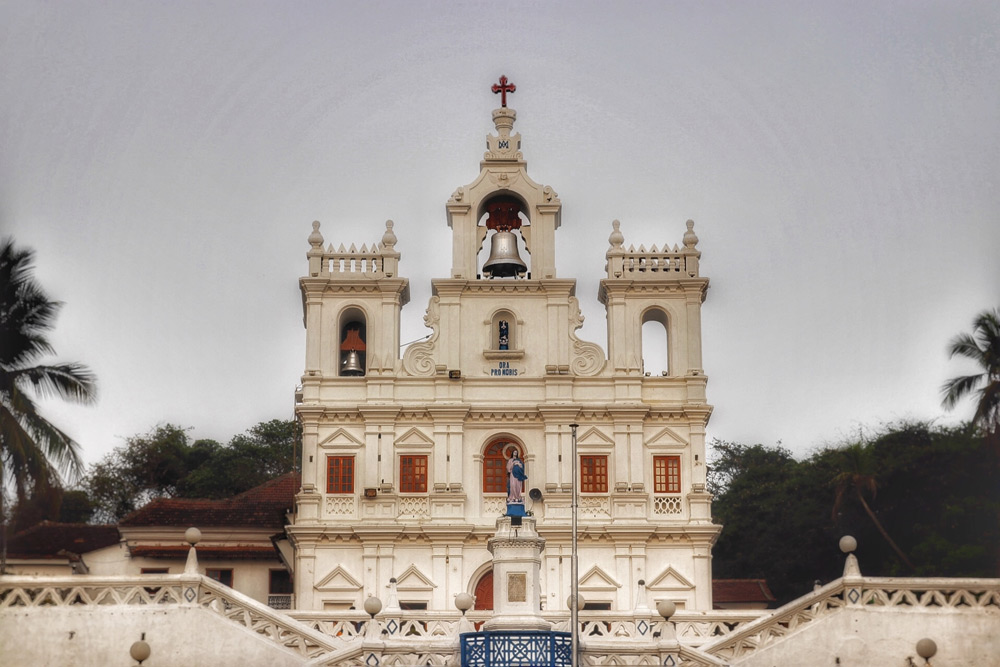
[[840, 535, 861, 577], [308, 221, 324, 248], [381, 220, 397, 250], [184, 527, 201, 574], [682, 219, 698, 249], [609, 220, 624, 248]]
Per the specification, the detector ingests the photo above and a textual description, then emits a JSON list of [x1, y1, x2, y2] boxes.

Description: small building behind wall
[[114, 472, 298, 608]]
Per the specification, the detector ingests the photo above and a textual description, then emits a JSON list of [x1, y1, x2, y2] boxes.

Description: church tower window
[[400, 455, 428, 493], [580, 455, 608, 493], [479, 196, 530, 279], [326, 456, 355, 494], [483, 439, 523, 493], [641, 308, 670, 376], [338, 308, 367, 377], [653, 455, 681, 494]]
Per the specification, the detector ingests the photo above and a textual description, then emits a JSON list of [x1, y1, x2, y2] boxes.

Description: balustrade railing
[[0, 574, 338, 661], [7, 572, 992, 665], [701, 576, 1000, 662]]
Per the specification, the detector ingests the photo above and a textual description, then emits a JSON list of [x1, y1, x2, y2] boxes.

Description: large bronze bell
[[341, 349, 364, 376], [482, 230, 527, 278]]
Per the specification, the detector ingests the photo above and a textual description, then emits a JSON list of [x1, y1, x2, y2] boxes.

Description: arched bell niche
[[477, 194, 530, 279], [338, 307, 367, 377]]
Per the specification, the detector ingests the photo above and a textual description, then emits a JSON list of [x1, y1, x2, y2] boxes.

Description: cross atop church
[[492, 75, 516, 107]]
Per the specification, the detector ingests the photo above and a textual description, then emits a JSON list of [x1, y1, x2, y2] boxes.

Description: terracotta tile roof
[[129, 545, 279, 560], [712, 579, 777, 603], [119, 472, 299, 529], [5, 522, 120, 559]]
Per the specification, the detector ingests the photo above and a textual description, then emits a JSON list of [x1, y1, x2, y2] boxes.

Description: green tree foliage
[[941, 308, 1000, 445], [0, 238, 96, 503], [710, 422, 999, 604], [179, 419, 298, 499], [84, 419, 299, 523], [708, 441, 842, 604]]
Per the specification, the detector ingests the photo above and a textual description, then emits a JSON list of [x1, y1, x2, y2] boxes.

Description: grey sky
[[3, 1, 998, 469]]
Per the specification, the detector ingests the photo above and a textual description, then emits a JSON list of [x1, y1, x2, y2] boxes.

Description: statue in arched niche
[[506, 446, 526, 504]]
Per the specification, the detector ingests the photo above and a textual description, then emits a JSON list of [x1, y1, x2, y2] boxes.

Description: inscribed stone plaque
[[507, 572, 527, 602]]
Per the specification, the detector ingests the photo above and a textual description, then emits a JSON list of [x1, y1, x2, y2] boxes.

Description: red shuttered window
[[400, 455, 428, 493], [653, 456, 681, 494], [327, 456, 355, 494], [580, 455, 608, 493]]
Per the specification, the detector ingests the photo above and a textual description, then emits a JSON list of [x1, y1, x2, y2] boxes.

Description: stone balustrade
[[4, 573, 997, 665]]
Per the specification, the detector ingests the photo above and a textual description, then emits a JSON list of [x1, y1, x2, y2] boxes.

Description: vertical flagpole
[[570, 422, 579, 667]]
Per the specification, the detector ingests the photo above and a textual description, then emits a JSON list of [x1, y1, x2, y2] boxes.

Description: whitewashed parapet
[[606, 219, 700, 279], [307, 220, 401, 279]]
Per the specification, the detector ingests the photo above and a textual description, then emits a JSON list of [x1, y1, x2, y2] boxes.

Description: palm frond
[[940, 373, 983, 409], [946, 332, 985, 364], [15, 363, 98, 404]]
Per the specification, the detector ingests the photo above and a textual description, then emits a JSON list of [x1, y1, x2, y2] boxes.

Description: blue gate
[[460, 631, 572, 667]]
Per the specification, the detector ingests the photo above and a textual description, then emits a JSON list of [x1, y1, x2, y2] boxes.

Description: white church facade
[[289, 82, 719, 616], [2, 79, 998, 666]]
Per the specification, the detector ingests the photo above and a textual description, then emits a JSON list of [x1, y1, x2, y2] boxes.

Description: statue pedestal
[[483, 515, 550, 632]]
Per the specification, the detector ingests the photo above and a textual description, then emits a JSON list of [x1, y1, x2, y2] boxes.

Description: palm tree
[[941, 308, 1000, 444], [831, 442, 915, 571], [0, 238, 97, 506]]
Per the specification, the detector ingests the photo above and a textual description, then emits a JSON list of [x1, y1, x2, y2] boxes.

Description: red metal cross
[[491, 75, 516, 107]]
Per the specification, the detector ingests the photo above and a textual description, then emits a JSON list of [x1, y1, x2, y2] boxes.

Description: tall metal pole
[[569, 422, 579, 667]]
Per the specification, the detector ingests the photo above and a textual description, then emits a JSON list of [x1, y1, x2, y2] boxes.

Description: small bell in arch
[[341, 349, 364, 376], [482, 197, 527, 278], [340, 326, 366, 376]]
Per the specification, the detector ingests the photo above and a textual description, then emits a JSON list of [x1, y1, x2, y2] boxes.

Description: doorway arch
[[473, 570, 493, 610]]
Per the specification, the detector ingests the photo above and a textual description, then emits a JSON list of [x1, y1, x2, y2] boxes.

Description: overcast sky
[[3, 1, 998, 471]]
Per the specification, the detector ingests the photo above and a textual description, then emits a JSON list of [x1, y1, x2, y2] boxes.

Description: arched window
[[641, 308, 669, 376], [338, 307, 366, 377], [483, 439, 523, 493]]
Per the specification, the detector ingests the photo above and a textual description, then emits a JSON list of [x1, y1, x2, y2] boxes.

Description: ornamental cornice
[[426, 404, 472, 420], [487, 537, 546, 554], [466, 409, 540, 423], [357, 405, 403, 421], [536, 404, 583, 421], [607, 404, 651, 421]]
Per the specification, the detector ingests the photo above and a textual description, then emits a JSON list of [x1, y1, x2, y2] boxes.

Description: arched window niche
[[641, 308, 670, 376], [481, 437, 525, 495], [483, 309, 524, 359], [338, 307, 367, 377], [476, 194, 531, 279]]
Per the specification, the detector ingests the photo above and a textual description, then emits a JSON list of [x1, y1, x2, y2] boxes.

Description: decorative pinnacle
[[492, 75, 516, 107], [308, 221, 324, 248], [609, 220, 624, 248], [381, 220, 397, 249]]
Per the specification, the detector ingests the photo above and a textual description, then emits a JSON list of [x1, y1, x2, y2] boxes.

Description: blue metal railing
[[460, 631, 572, 667]]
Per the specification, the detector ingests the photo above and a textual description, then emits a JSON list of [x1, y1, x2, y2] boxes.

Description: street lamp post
[[570, 422, 579, 667]]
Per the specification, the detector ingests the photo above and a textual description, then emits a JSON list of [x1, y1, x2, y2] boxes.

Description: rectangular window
[[654, 456, 681, 494], [140, 568, 169, 575], [580, 455, 608, 493], [400, 455, 428, 493], [269, 569, 293, 595], [327, 456, 355, 494], [206, 568, 234, 587]]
